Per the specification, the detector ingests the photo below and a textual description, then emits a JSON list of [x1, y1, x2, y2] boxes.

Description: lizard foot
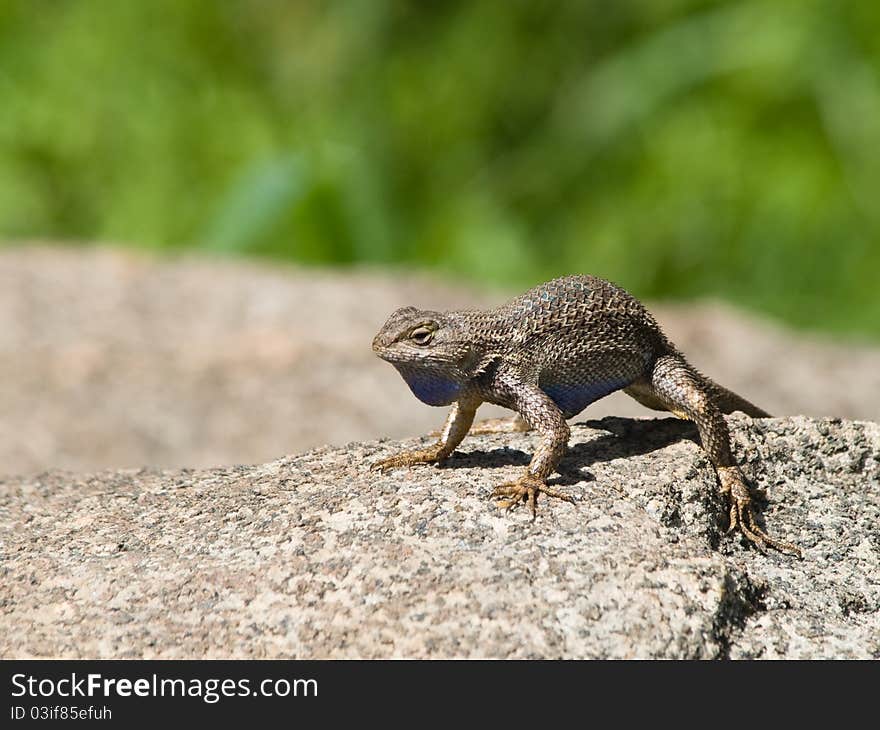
[[718, 467, 802, 558], [371, 445, 446, 473], [491, 473, 575, 522]]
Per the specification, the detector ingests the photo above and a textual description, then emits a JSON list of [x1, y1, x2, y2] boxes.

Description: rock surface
[[2, 245, 879, 475], [2, 414, 877, 659]]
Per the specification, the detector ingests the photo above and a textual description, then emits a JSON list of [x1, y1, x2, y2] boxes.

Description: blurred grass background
[[0, 0, 878, 339]]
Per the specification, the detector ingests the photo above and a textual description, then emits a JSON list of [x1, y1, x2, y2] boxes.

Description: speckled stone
[[1, 415, 877, 658]]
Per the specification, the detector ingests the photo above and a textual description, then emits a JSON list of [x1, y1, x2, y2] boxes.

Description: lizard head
[[372, 306, 493, 406]]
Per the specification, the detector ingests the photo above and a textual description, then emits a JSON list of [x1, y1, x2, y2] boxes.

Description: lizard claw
[[718, 467, 802, 558], [491, 473, 575, 521]]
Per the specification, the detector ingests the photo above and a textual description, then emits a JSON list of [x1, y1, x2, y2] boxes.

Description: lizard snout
[[372, 331, 393, 353]]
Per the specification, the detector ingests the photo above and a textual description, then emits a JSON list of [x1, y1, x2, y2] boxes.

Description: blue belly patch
[[541, 377, 631, 418], [398, 369, 461, 406]]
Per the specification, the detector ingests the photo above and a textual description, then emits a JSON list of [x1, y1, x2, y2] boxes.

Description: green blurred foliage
[[1, 0, 878, 338]]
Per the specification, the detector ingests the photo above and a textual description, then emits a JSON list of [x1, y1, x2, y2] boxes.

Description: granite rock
[[2, 414, 877, 659]]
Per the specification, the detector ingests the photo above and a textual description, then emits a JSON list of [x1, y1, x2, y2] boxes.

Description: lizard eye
[[410, 326, 434, 346]]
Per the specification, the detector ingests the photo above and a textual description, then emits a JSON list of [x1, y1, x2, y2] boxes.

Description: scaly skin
[[370, 275, 801, 557]]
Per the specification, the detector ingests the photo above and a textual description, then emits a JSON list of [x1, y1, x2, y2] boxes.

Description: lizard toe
[[491, 474, 574, 520]]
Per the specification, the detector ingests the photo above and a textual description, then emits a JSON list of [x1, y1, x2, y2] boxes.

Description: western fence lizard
[[371, 275, 801, 556]]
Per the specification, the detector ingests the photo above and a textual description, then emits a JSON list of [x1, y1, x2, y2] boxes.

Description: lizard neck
[[393, 364, 462, 406]]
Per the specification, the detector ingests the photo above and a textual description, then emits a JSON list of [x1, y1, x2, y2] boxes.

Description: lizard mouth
[[372, 340, 407, 364]]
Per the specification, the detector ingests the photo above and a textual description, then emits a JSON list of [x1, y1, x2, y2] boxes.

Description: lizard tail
[[624, 370, 769, 418], [692, 371, 771, 417], [626, 344, 771, 418], [657, 341, 770, 417]]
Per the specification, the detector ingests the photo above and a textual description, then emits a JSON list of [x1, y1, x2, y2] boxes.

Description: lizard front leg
[[371, 399, 478, 472], [649, 354, 801, 556], [488, 376, 575, 520]]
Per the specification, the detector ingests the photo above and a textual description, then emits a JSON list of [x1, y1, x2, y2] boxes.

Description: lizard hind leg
[[625, 379, 682, 417], [646, 355, 801, 557]]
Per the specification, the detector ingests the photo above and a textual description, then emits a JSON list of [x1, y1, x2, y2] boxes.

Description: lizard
[[370, 274, 801, 556]]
